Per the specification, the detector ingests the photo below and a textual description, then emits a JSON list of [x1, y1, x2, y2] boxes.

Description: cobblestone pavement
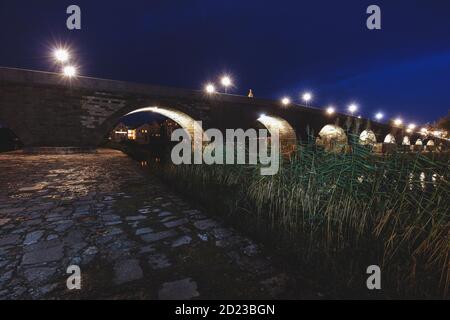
[[0, 149, 316, 299]]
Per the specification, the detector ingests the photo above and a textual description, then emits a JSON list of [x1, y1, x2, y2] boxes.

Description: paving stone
[[54, 221, 74, 232], [104, 227, 123, 236], [193, 219, 218, 230], [197, 233, 208, 241], [23, 267, 56, 285], [46, 234, 59, 241], [0, 234, 20, 247], [23, 230, 44, 246], [158, 278, 199, 300], [125, 215, 146, 221], [163, 218, 188, 228], [158, 211, 173, 217], [22, 243, 64, 265], [139, 245, 155, 254], [148, 253, 171, 269], [141, 230, 178, 243], [102, 214, 121, 222], [113, 259, 143, 285], [0, 270, 13, 283], [135, 227, 153, 236], [171, 235, 192, 248]]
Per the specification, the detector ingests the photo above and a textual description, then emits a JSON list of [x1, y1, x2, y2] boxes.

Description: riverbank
[[0, 149, 320, 299]]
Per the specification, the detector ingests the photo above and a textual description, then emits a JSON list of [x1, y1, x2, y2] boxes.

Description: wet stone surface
[[0, 149, 315, 299]]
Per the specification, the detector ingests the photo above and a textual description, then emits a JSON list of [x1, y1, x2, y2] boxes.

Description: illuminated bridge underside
[[257, 115, 297, 155]]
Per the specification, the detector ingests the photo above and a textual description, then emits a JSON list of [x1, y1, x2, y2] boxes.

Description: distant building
[[134, 122, 161, 144], [110, 122, 128, 142], [109, 121, 164, 144]]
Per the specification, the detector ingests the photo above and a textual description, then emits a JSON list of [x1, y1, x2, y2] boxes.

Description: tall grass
[[131, 138, 449, 298]]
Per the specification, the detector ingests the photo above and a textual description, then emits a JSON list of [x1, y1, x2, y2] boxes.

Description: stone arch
[[359, 130, 377, 145], [316, 124, 348, 152], [384, 133, 396, 144], [0, 120, 24, 151], [415, 138, 423, 145], [402, 136, 411, 145], [256, 114, 297, 155], [123, 106, 204, 150], [426, 140, 435, 146]]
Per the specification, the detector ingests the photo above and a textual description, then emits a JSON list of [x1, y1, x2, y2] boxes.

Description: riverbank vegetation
[[114, 140, 449, 298]]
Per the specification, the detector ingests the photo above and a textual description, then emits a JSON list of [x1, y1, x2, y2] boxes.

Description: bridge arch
[[316, 124, 348, 152], [402, 136, 411, 145], [384, 133, 396, 144], [256, 114, 297, 155], [124, 106, 204, 144], [96, 101, 207, 147], [359, 130, 377, 145]]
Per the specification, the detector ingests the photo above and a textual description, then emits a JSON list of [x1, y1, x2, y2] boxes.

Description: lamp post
[[62, 65, 77, 78], [375, 112, 384, 121], [348, 104, 358, 115], [221, 75, 232, 93], [393, 118, 403, 127], [302, 92, 312, 107], [53, 48, 70, 63], [281, 97, 291, 106], [326, 106, 335, 115], [205, 83, 216, 94]]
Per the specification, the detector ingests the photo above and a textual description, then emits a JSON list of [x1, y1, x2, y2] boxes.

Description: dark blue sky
[[1, 0, 449, 124]]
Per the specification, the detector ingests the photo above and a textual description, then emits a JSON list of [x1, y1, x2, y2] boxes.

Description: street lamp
[[53, 48, 70, 63], [205, 83, 216, 94], [393, 118, 403, 127], [302, 92, 312, 106], [221, 75, 232, 93], [348, 104, 358, 115], [62, 65, 77, 78], [408, 123, 416, 131], [326, 106, 335, 115], [375, 112, 384, 121], [281, 97, 291, 106]]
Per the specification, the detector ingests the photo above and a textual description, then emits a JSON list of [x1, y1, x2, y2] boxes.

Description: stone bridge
[[0, 67, 446, 152]]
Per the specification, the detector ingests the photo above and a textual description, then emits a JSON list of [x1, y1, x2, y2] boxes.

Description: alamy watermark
[[170, 121, 280, 176]]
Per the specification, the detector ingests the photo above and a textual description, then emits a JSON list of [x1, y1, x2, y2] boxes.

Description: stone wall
[[0, 67, 398, 148]]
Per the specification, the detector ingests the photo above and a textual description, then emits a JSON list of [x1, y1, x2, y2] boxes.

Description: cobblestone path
[[0, 149, 316, 299]]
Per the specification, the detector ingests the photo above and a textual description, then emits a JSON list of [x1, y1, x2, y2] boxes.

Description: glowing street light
[[281, 97, 291, 106], [53, 48, 70, 63], [393, 118, 403, 127], [348, 104, 358, 115], [420, 127, 428, 135], [302, 92, 312, 106], [62, 65, 77, 78], [221, 75, 232, 92], [408, 123, 416, 131], [205, 83, 216, 94], [326, 106, 335, 115], [375, 112, 384, 121]]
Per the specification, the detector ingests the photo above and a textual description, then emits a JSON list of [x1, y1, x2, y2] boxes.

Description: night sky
[[1, 0, 449, 124]]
